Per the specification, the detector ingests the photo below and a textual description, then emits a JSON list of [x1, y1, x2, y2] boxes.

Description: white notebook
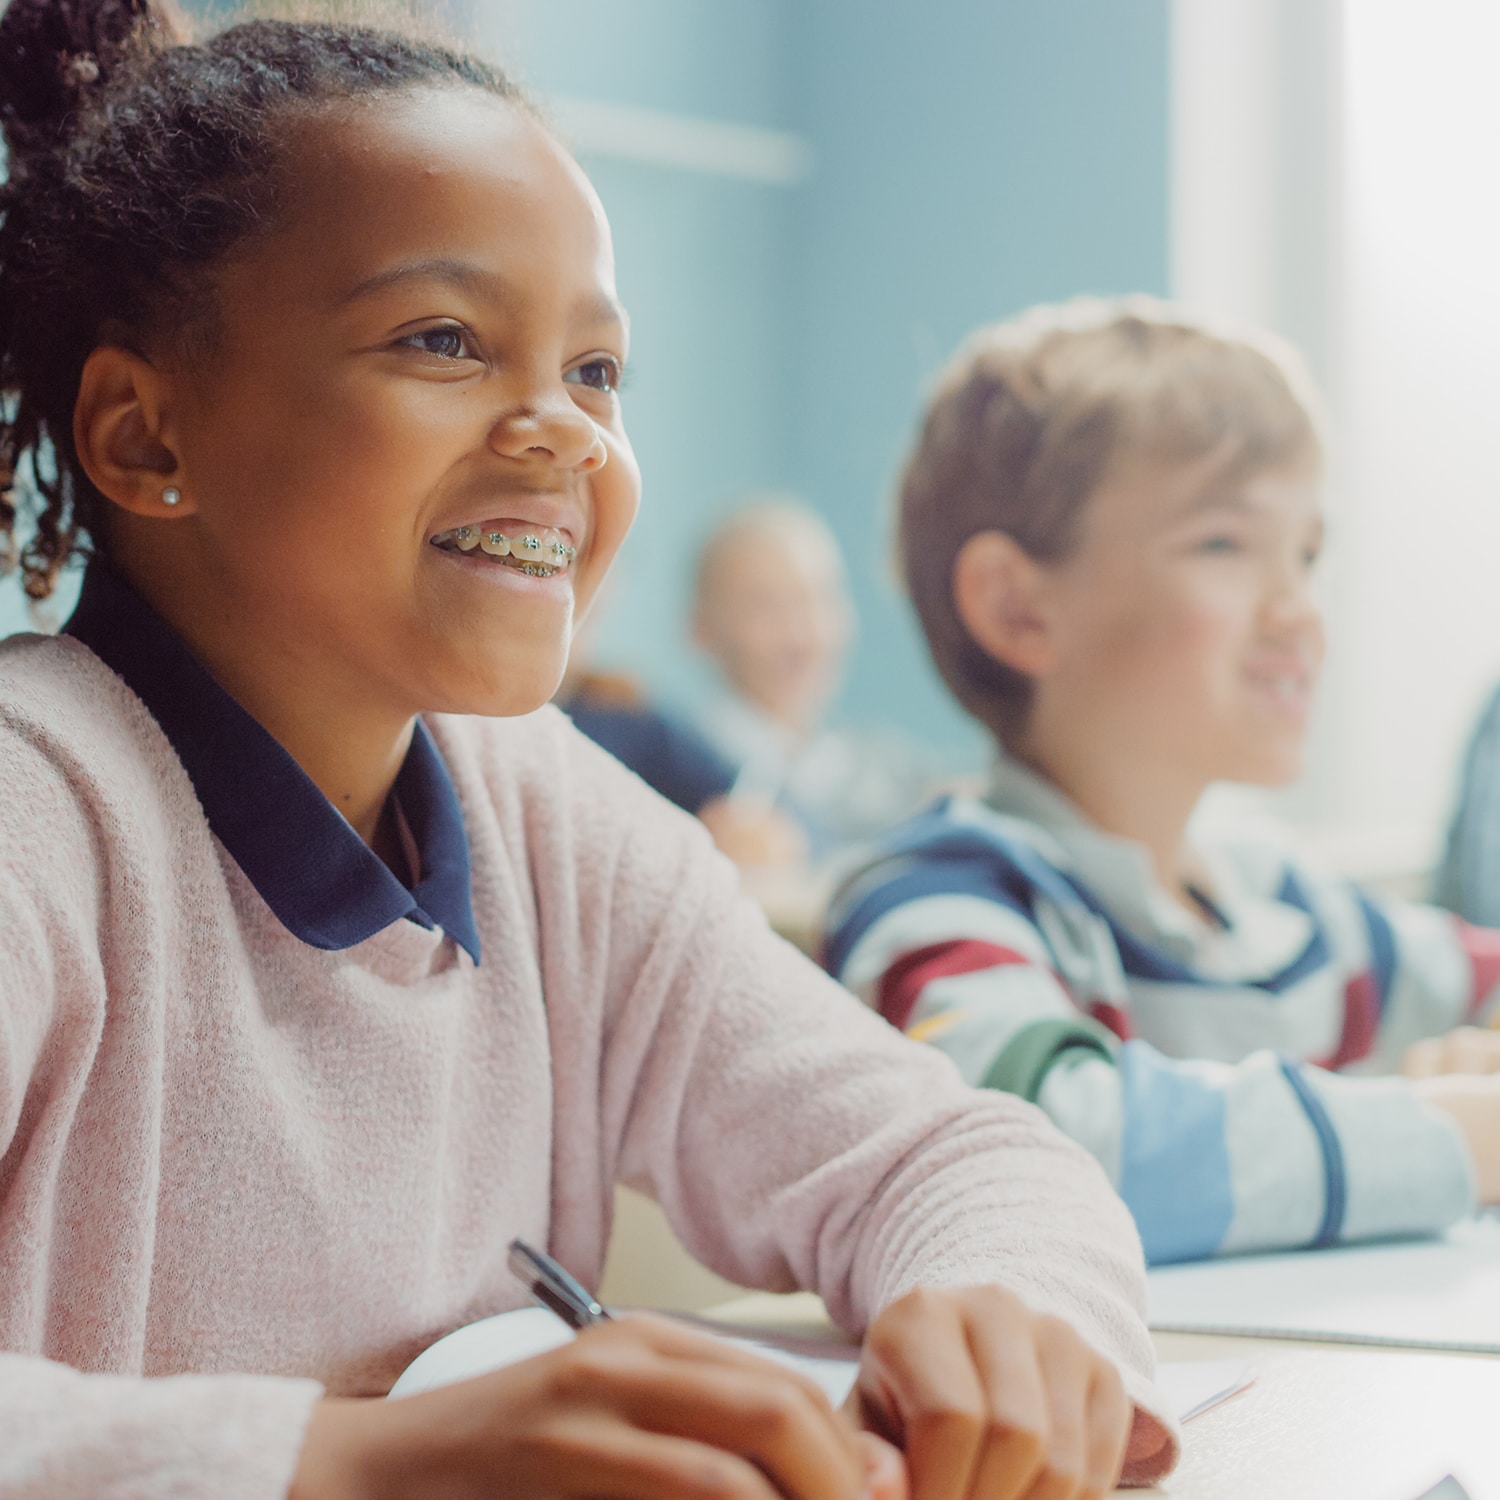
[[1148, 1215, 1500, 1350], [389, 1304, 1252, 1425]]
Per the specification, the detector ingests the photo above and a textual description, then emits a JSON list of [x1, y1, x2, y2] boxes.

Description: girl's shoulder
[[0, 632, 196, 858], [0, 631, 180, 779], [425, 703, 717, 895], [427, 702, 702, 823]]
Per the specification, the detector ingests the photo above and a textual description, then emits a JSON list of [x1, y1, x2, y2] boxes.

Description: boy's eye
[[398, 325, 477, 361], [565, 356, 623, 394], [1196, 535, 1243, 554]]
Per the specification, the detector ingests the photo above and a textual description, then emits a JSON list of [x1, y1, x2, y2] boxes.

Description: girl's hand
[[1402, 1024, 1500, 1080], [849, 1285, 1131, 1500], [291, 1312, 892, 1500]]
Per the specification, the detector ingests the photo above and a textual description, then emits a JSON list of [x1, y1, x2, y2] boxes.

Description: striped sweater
[[823, 759, 1499, 1264]]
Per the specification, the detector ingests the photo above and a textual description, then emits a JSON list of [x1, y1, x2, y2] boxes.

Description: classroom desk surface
[[711, 1294, 1500, 1500]]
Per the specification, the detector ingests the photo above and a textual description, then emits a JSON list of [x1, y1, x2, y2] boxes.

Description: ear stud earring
[[162, 487, 181, 507]]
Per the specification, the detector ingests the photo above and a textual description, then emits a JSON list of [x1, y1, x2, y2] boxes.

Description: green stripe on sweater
[[981, 1016, 1117, 1102]]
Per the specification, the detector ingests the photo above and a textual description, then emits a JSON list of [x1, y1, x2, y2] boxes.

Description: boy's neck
[[1011, 738, 1209, 909]]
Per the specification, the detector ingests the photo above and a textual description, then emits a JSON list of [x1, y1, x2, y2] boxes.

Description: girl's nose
[[488, 394, 607, 472]]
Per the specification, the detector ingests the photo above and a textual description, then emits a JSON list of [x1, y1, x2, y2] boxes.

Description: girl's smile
[[89, 86, 640, 840], [107, 84, 638, 736]]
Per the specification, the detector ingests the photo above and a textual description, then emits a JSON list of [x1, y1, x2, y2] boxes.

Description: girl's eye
[[565, 356, 623, 394], [398, 325, 477, 361]]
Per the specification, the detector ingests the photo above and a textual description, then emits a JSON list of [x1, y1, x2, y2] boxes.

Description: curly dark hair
[[0, 0, 522, 599]]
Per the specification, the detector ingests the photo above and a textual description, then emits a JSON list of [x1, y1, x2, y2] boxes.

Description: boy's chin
[[1228, 751, 1306, 789]]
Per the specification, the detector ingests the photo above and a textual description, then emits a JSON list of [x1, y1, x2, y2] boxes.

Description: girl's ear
[[72, 346, 194, 518], [952, 530, 1060, 680]]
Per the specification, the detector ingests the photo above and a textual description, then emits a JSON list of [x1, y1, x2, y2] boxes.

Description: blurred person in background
[[1434, 684, 1500, 932], [692, 498, 941, 852], [557, 619, 807, 868]]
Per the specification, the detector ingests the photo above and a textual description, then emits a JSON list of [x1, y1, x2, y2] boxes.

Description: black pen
[[508, 1237, 613, 1330]]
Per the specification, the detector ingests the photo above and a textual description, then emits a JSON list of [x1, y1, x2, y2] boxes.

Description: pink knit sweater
[[0, 633, 1176, 1496]]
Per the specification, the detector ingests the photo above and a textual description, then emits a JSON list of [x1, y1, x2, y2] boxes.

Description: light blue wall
[[0, 0, 1170, 759], [787, 0, 1171, 748], [467, 0, 800, 694]]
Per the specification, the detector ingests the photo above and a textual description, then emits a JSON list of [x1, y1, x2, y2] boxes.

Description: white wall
[[1173, 0, 1500, 880]]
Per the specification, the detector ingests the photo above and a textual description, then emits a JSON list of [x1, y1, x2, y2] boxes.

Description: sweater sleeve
[[0, 785, 323, 1500], [823, 869, 1475, 1265], [560, 750, 1178, 1485], [0, 1357, 321, 1500], [1325, 878, 1500, 1068]]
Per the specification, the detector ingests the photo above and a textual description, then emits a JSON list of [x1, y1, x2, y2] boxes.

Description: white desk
[[712, 1295, 1500, 1500]]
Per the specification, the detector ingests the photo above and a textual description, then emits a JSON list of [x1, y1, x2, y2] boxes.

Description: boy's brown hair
[[897, 296, 1324, 747]]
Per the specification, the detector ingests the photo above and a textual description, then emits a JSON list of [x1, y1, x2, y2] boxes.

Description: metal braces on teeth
[[449, 526, 576, 565]]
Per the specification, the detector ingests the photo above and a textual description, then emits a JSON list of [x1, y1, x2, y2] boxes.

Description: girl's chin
[[419, 663, 568, 721]]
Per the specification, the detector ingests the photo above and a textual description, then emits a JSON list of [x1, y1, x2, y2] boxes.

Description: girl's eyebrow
[[337, 256, 628, 330]]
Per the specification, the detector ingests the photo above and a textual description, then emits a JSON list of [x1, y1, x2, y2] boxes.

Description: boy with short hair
[[823, 298, 1500, 1263]]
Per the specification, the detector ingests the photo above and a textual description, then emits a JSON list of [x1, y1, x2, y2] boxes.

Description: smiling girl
[[824, 299, 1500, 1266], [0, 3, 1176, 1497]]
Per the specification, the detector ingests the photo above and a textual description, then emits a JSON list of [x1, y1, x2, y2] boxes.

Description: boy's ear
[[72, 346, 195, 518], [952, 530, 1059, 680]]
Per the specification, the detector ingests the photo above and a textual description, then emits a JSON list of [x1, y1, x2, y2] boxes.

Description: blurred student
[[1434, 682, 1500, 929], [558, 658, 807, 867], [692, 499, 938, 849], [822, 298, 1500, 1264]]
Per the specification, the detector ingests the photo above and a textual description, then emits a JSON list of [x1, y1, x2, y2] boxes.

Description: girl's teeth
[[433, 523, 576, 571]]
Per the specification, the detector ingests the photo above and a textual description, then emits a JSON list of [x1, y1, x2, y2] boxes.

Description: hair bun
[[0, 0, 180, 159]]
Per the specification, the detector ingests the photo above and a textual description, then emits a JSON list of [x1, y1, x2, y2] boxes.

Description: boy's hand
[[292, 1313, 894, 1500], [1413, 1072, 1500, 1202], [1402, 1025, 1500, 1080], [850, 1285, 1131, 1500]]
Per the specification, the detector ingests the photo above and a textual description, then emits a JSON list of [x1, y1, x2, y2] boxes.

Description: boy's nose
[[1261, 566, 1323, 639], [488, 397, 607, 471]]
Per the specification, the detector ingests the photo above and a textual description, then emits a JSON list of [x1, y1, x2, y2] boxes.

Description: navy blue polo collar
[[65, 564, 481, 964]]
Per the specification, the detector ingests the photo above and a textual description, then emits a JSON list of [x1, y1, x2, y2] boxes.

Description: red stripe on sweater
[[1319, 973, 1380, 1071], [1088, 1001, 1134, 1041], [1458, 920, 1500, 1018], [877, 940, 1035, 1031]]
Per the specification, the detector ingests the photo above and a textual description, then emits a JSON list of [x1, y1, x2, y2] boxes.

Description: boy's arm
[[1332, 879, 1500, 1069], [829, 881, 1475, 1264]]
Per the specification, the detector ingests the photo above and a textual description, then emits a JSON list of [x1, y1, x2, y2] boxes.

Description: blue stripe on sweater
[[1352, 888, 1398, 1015], [822, 849, 1035, 979], [1117, 1043, 1235, 1264], [826, 802, 1329, 996], [1277, 1057, 1348, 1247]]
